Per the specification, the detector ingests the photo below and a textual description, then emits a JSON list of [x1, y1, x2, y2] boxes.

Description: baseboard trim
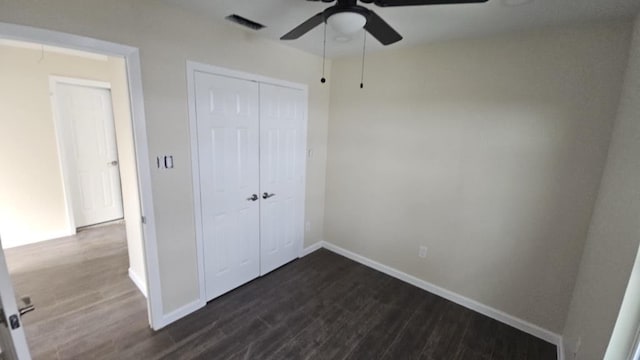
[[321, 241, 564, 355], [558, 338, 566, 360], [159, 299, 206, 329], [128, 267, 148, 298], [301, 241, 323, 257]]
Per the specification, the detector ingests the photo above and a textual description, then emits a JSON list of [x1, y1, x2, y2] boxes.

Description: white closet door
[[259, 83, 306, 275], [195, 72, 261, 301]]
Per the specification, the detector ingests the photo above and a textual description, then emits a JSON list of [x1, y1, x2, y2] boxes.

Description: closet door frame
[[186, 61, 308, 304]]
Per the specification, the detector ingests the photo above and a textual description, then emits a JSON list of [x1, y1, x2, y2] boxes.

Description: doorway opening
[[0, 38, 147, 358], [0, 22, 161, 358]]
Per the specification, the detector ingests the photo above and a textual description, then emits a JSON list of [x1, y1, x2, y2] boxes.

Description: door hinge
[[141, 216, 147, 224]]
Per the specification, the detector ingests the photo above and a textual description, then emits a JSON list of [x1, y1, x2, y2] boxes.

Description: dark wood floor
[[5, 224, 557, 359]]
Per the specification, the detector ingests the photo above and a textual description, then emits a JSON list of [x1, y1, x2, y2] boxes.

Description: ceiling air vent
[[225, 14, 266, 31]]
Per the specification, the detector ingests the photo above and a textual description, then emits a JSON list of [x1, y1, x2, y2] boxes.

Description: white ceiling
[[162, 0, 640, 58]]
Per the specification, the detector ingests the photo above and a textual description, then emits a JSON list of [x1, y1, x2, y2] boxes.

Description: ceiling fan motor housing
[[323, 4, 371, 21], [324, 6, 370, 34]]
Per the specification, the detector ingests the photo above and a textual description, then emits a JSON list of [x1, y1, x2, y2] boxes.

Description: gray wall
[[324, 22, 631, 333], [563, 14, 640, 360]]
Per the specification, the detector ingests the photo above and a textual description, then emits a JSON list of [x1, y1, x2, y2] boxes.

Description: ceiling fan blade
[[281, 12, 325, 40], [363, 10, 402, 45], [371, 0, 488, 6]]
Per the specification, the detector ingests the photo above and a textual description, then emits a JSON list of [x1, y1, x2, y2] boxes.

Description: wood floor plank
[[379, 290, 446, 360], [226, 308, 314, 360], [159, 325, 226, 360], [345, 283, 427, 360], [190, 318, 271, 360], [452, 313, 496, 360], [305, 297, 389, 359], [419, 302, 476, 360], [268, 305, 352, 359]]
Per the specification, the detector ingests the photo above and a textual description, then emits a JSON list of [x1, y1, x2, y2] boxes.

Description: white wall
[[563, 14, 640, 360], [0, 45, 71, 246], [0, 0, 331, 315], [0, 44, 147, 292], [325, 22, 631, 334]]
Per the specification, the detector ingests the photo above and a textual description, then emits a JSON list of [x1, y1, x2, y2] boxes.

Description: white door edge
[[0, 236, 31, 359], [186, 61, 309, 308], [0, 22, 164, 330]]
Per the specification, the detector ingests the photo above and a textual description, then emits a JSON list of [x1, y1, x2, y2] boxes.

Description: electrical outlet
[[305, 221, 311, 232], [419, 246, 428, 258]]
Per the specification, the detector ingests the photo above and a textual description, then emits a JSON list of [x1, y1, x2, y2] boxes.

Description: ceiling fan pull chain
[[360, 31, 366, 89], [321, 22, 327, 84]]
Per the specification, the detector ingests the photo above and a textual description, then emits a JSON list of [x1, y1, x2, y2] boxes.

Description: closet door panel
[[195, 72, 260, 301], [259, 83, 306, 275]]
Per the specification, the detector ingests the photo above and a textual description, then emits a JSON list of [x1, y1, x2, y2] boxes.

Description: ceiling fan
[[281, 0, 489, 46]]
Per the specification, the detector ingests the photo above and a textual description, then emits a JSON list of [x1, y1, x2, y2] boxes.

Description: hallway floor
[[5, 224, 154, 359]]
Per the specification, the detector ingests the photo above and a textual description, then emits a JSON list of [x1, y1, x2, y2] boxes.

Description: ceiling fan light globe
[[327, 12, 367, 35]]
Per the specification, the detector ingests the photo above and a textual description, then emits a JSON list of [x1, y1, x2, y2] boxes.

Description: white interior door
[[195, 72, 261, 301], [259, 83, 306, 275], [0, 237, 31, 360], [55, 83, 124, 228]]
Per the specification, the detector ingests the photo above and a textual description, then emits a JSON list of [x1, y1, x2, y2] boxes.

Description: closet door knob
[[262, 192, 276, 199], [247, 194, 258, 201]]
